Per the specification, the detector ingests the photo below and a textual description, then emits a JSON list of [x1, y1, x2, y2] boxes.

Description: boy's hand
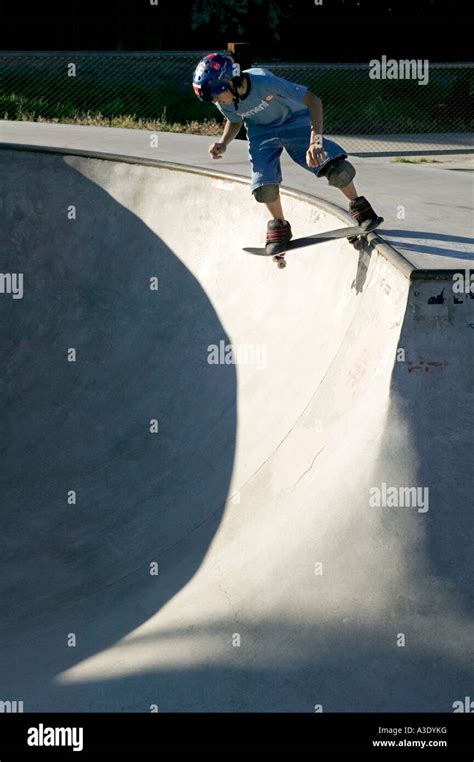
[[209, 142, 227, 159], [306, 141, 325, 168]]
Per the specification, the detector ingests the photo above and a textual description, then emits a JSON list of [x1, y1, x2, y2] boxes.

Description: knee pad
[[253, 184, 279, 203], [325, 159, 356, 189]]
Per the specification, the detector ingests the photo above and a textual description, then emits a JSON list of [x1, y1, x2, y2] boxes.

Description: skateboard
[[243, 217, 384, 269]]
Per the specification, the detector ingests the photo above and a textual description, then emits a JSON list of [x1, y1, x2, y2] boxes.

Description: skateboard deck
[[243, 218, 384, 264]]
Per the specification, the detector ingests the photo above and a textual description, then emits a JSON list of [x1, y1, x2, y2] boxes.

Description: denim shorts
[[247, 119, 347, 194]]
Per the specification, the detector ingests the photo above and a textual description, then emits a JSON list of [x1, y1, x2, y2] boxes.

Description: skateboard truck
[[272, 254, 287, 269]]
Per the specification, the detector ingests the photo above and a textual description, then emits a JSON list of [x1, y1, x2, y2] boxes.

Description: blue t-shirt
[[215, 67, 310, 136]]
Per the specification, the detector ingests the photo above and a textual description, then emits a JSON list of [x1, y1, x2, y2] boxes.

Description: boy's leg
[[282, 127, 381, 226], [326, 168, 382, 240], [265, 194, 285, 221], [253, 184, 293, 255], [339, 180, 358, 202], [248, 134, 293, 254], [322, 159, 381, 227], [248, 133, 283, 206]]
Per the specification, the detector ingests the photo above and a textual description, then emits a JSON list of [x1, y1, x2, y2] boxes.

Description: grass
[[0, 94, 223, 134], [391, 157, 441, 163], [32, 112, 223, 135]]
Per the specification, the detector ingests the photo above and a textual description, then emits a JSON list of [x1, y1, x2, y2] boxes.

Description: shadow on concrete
[[371, 288, 473, 617], [20, 620, 474, 712], [0, 150, 236, 697], [380, 229, 474, 260]]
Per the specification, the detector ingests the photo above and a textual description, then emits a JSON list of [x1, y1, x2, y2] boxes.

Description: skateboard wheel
[[277, 259, 287, 269], [353, 238, 365, 250]]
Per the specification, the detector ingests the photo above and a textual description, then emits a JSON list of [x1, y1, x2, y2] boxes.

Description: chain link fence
[[1, 51, 472, 153]]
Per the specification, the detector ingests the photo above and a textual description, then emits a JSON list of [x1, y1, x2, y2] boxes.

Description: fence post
[[227, 42, 252, 141]]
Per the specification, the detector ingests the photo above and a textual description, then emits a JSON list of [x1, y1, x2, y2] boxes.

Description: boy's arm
[[221, 118, 244, 146], [209, 117, 244, 159], [302, 91, 325, 167], [263, 71, 322, 140], [302, 91, 323, 145]]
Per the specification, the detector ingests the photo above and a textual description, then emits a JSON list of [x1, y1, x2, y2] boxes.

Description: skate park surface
[[0, 127, 473, 711]]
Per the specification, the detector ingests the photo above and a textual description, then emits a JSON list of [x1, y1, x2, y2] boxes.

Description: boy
[[192, 52, 380, 256]]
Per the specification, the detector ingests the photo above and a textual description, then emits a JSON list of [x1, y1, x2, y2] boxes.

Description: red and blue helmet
[[192, 52, 241, 103]]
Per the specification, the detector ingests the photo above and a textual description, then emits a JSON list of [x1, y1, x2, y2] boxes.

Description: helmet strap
[[228, 81, 240, 109]]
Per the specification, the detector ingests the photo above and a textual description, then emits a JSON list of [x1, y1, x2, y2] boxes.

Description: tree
[[191, 0, 284, 40]]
